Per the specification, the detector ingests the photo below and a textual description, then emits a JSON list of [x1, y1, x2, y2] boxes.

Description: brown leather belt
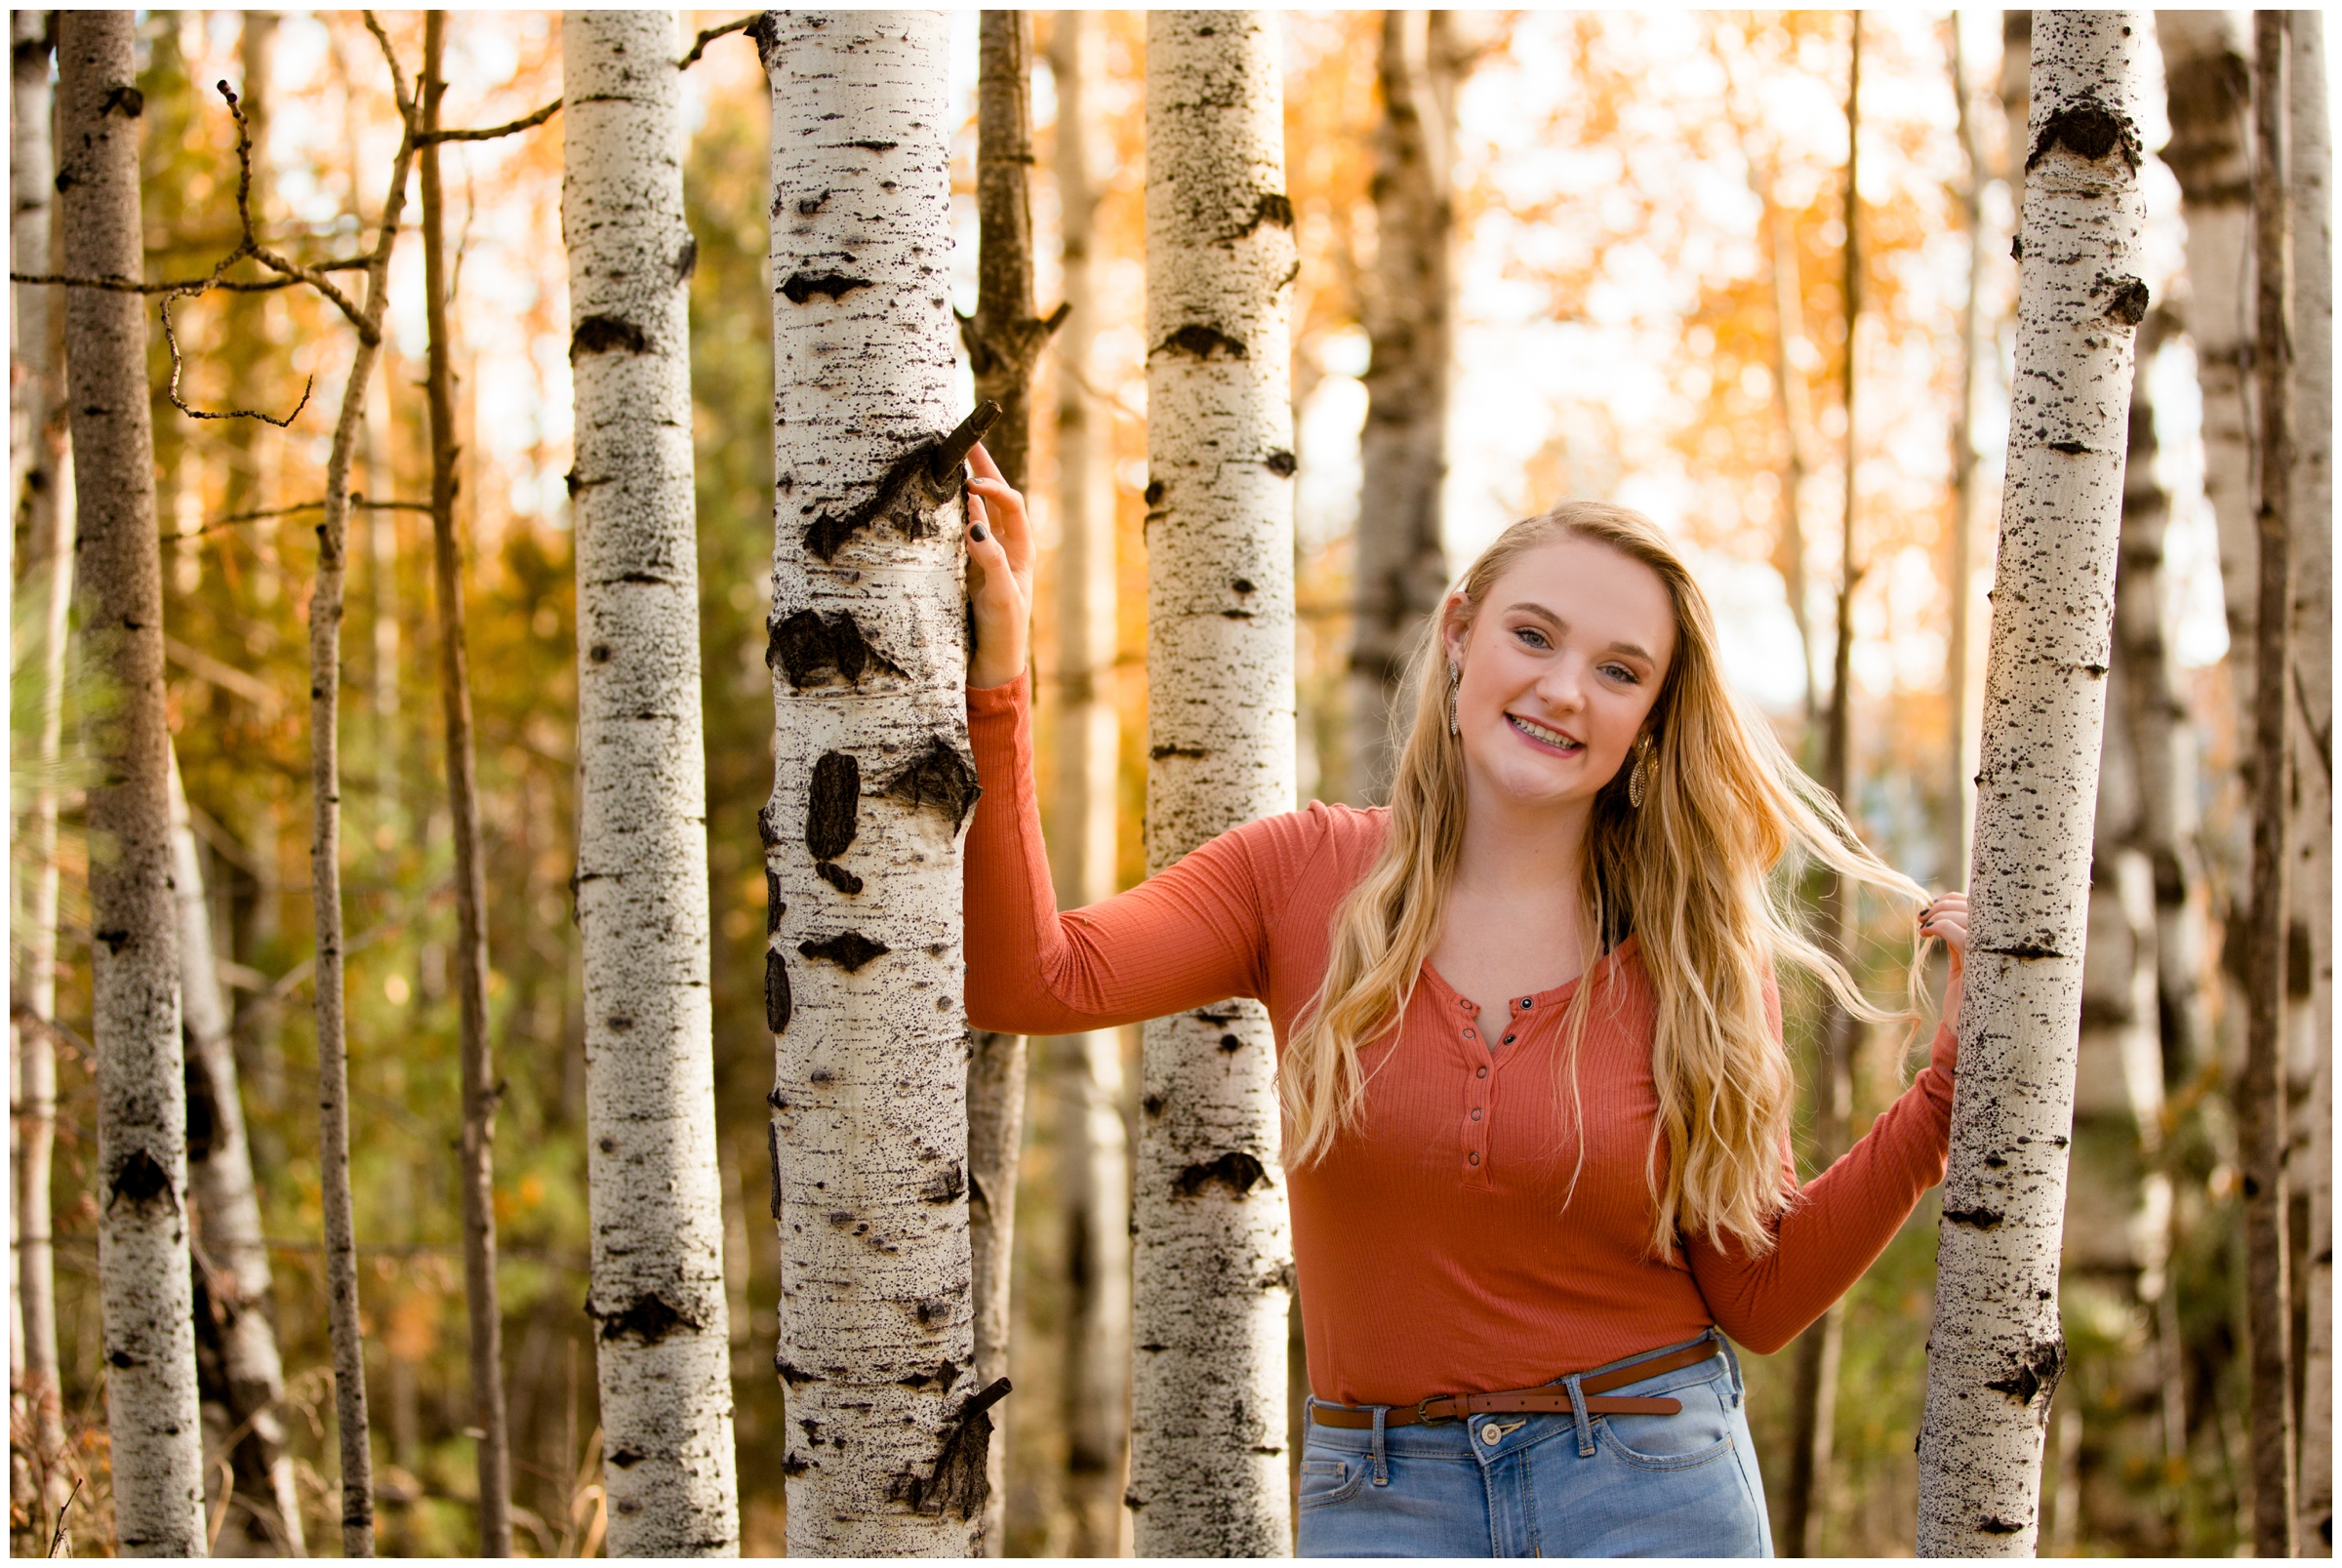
[[1308, 1340, 1716, 1429]]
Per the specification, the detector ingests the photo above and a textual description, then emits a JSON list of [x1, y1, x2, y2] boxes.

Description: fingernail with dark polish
[[970, 523, 989, 543]]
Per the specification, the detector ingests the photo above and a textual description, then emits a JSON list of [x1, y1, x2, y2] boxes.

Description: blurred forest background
[[7, 8, 2326, 1556]]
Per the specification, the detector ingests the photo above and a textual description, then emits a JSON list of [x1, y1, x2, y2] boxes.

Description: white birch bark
[[1915, 14, 2150, 1554], [12, 8, 75, 1524], [2155, 11, 2258, 702], [563, 12, 740, 1554], [2288, 16, 2334, 1552], [1134, 13, 1298, 1555], [1045, 13, 1132, 1556], [169, 749, 304, 1556], [1349, 9, 1456, 805], [57, 12, 207, 1552], [759, 13, 989, 1553]]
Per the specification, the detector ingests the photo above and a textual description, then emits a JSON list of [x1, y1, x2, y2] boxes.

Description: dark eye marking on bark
[[1173, 1151, 1269, 1199], [770, 608, 906, 688], [920, 1162, 965, 1205], [102, 84, 144, 119], [815, 862, 863, 895], [781, 272, 873, 304], [1264, 449, 1297, 476], [774, 1353, 815, 1388], [899, 1357, 963, 1391], [795, 190, 830, 216], [2100, 276, 2151, 327], [766, 1120, 785, 1218], [1144, 479, 1165, 505], [2045, 441, 2090, 456], [1977, 1517, 2028, 1536], [671, 234, 698, 285], [1154, 323, 1248, 361], [1142, 1094, 1165, 1117], [2027, 99, 2142, 172], [107, 1148, 177, 1210], [183, 1046, 220, 1163], [1941, 1204, 2004, 1230], [1984, 940, 2065, 960], [766, 874, 785, 934], [801, 402, 1001, 562], [758, 799, 785, 848], [606, 1446, 643, 1468], [1982, 1337, 2066, 1407], [846, 140, 899, 153], [799, 931, 890, 971], [888, 1377, 1012, 1520], [765, 949, 792, 1033], [1150, 744, 1207, 761], [1244, 192, 1295, 233], [571, 314, 651, 359], [1218, 1034, 1243, 1053], [807, 750, 862, 861], [95, 927, 130, 954], [885, 737, 982, 831]]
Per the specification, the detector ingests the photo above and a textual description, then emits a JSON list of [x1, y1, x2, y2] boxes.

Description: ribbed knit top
[[964, 675, 1958, 1407]]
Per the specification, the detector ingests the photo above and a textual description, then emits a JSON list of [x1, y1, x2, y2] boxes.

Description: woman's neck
[[1451, 774, 1593, 905]]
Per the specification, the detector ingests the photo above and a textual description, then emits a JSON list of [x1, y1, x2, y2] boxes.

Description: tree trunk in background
[[1947, 18, 1986, 889], [11, 9, 74, 1533], [1784, 20, 1860, 1555], [1914, 14, 2149, 1554], [422, 14, 512, 1552], [2287, 16, 2334, 1554], [563, 12, 740, 1553], [1349, 9, 1457, 806], [966, 15, 1050, 1549], [1044, 14, 1132, 1556], [2241, 16, 2296, 1553], [171, 747, 305, 1555], [57, 12, 208, 1551], [1134, 13, 1299, 1554], [759, 12, 988, 1552], [303, 40, 423, 1561]]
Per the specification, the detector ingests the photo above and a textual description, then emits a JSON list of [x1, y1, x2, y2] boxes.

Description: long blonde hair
[[1282, 502, 1932, 1258]]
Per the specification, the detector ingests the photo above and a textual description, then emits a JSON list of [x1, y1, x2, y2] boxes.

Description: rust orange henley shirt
[[964, 675, 1958, 1408]]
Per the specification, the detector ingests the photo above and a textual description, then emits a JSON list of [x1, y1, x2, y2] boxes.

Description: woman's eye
[[1600, 663, 1637, 684], [1514, 626, 1550, 649]]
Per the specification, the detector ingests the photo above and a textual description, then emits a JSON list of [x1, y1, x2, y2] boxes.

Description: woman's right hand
[[964, 442, 1033, 689]]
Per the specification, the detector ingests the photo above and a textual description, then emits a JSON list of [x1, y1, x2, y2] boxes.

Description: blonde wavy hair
[[1282, 502, 1933, 1259]]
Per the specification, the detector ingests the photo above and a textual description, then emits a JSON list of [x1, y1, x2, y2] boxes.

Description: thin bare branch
[[158, 286, 312, 427], [169, 494, 434, 539], [362, 11, 412, 115], [419, 96, 562, 144], [678, 15, 755, 70]]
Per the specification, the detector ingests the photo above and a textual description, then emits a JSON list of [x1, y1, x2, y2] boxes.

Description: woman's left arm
[[1687, 895, 1968, 1354]]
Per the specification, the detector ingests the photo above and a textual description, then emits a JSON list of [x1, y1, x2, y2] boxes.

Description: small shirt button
[[1519, 997, 1533, 1010], [1462, 1028, 1475, 1040], [1467, 1151, 1481, 1166], [1475, 1065, 1487, 1079], [1502, 1035, 1515, 1045], [1471, 1107, 1483, 1121]]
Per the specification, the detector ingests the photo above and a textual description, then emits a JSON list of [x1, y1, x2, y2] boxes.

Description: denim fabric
[[1296, 1335, 1772, 1558]]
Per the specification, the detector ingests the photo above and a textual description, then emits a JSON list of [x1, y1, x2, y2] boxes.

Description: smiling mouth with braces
[[1508, 713, 1582, 750]]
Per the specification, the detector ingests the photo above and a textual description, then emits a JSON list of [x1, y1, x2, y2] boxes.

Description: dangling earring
[[1446, 662, 1463, 737], [1628, 734, 1656, 809]]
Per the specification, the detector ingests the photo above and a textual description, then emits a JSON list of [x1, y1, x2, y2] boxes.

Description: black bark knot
[[802, 402, 997, 562], [571, 314, 650, 360], [588, 1289, 702, 1345], [886, 736, 982, 832], [781, 272, 872, 304], [1983, 1336, 2066, 1408], [807, 750, 862, 860], [770, 608, 904, 688], [764, 947, 792, 1033], [102, 84, 144, 119], [1242, 191, 1295, 234], [919, 1163, 965, 1205], [799, 931, 890, 972], [108, 1148, 176, 1210], [1977, 1516, 2028, 1536], [1155, 323, 1247, 361], [888, 1377, 1011, 1520], [1942, 1204, 2004, 1230], [815, 862, 864, 895], [2028, 100, 2142, 172], [2101, 275, 2151, 327], [671, 234, 699, 285], [1173, 1151, 1269, 1200]]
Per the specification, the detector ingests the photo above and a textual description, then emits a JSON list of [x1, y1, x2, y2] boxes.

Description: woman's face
[[1441, 536, 1677, 816]]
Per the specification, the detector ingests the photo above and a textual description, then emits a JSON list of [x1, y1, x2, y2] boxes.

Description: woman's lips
[[1506, 711, 1583, 753]]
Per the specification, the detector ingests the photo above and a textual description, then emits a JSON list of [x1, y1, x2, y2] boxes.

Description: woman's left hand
[[1920, 892, 1969, 1035]]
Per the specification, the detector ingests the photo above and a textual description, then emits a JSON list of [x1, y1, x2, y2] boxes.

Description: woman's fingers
[[966, 443, 1031, 561]]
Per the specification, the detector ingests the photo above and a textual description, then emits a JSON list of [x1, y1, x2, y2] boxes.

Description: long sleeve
[[963, 674, 1327, 1035], [1685, 1022, 1958, 1354]]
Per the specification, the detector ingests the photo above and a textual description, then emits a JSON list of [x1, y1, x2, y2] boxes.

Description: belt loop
[[1713, 1329, 1745, 1404], [1564, 1373, 1595, 1457], [1369, 1405, 1391, 1486]]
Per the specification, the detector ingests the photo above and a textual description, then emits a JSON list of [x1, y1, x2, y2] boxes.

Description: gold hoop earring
[[1446, 663, 1462, 737], [1628, 736, 1656, 809]]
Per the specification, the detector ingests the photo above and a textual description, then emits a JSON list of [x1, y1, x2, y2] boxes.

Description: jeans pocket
[[1299, 1453, 1370, 1509], [1595, 1373, 1737, 1471]]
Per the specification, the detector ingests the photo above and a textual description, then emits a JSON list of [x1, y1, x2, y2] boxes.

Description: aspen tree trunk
[[2241, 15, 2296, 1553], [170, 749, 305, 1556], [1349, 9, 1457, 805], [1785, 23, 1861, 1553], [57, 12, 208, 1552], [1044, 14, 1132, 1555], [1948, 18, 1986, 889], [965, 16, 1050, 1548], [562, 12, 740, 1553], [2287, 16, 2334, 1553], [1133, 13, 1298, 1555], [303, 40, 423, 1561], [1914, 14, 2151, 1553], [420, 15, 511, 1552], [11, 9, 75, 1528], [759, 13, 991, 1553]]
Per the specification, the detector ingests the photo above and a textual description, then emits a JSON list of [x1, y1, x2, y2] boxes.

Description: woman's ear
[[1438, 594, 1471, 666]]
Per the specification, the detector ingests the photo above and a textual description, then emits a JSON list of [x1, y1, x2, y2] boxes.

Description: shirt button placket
[[1462, 1000, 1490, 1175]]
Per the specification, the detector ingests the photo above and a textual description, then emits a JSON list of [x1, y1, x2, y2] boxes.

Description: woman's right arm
[[963, 671, 1287, 1035]]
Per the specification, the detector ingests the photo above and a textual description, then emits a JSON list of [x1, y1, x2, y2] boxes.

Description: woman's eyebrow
[[1504, 602, 1656, 664]]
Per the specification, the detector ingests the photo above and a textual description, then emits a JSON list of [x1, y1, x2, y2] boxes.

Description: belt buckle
[[1414, 1393, 1457, 1427]]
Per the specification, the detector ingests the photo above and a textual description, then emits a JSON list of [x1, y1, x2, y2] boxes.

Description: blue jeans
[[1296, 1333, 1773, 1558]]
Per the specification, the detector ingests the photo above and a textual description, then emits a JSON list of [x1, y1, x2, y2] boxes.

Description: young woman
[[958, 446, 1969, 1559]]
